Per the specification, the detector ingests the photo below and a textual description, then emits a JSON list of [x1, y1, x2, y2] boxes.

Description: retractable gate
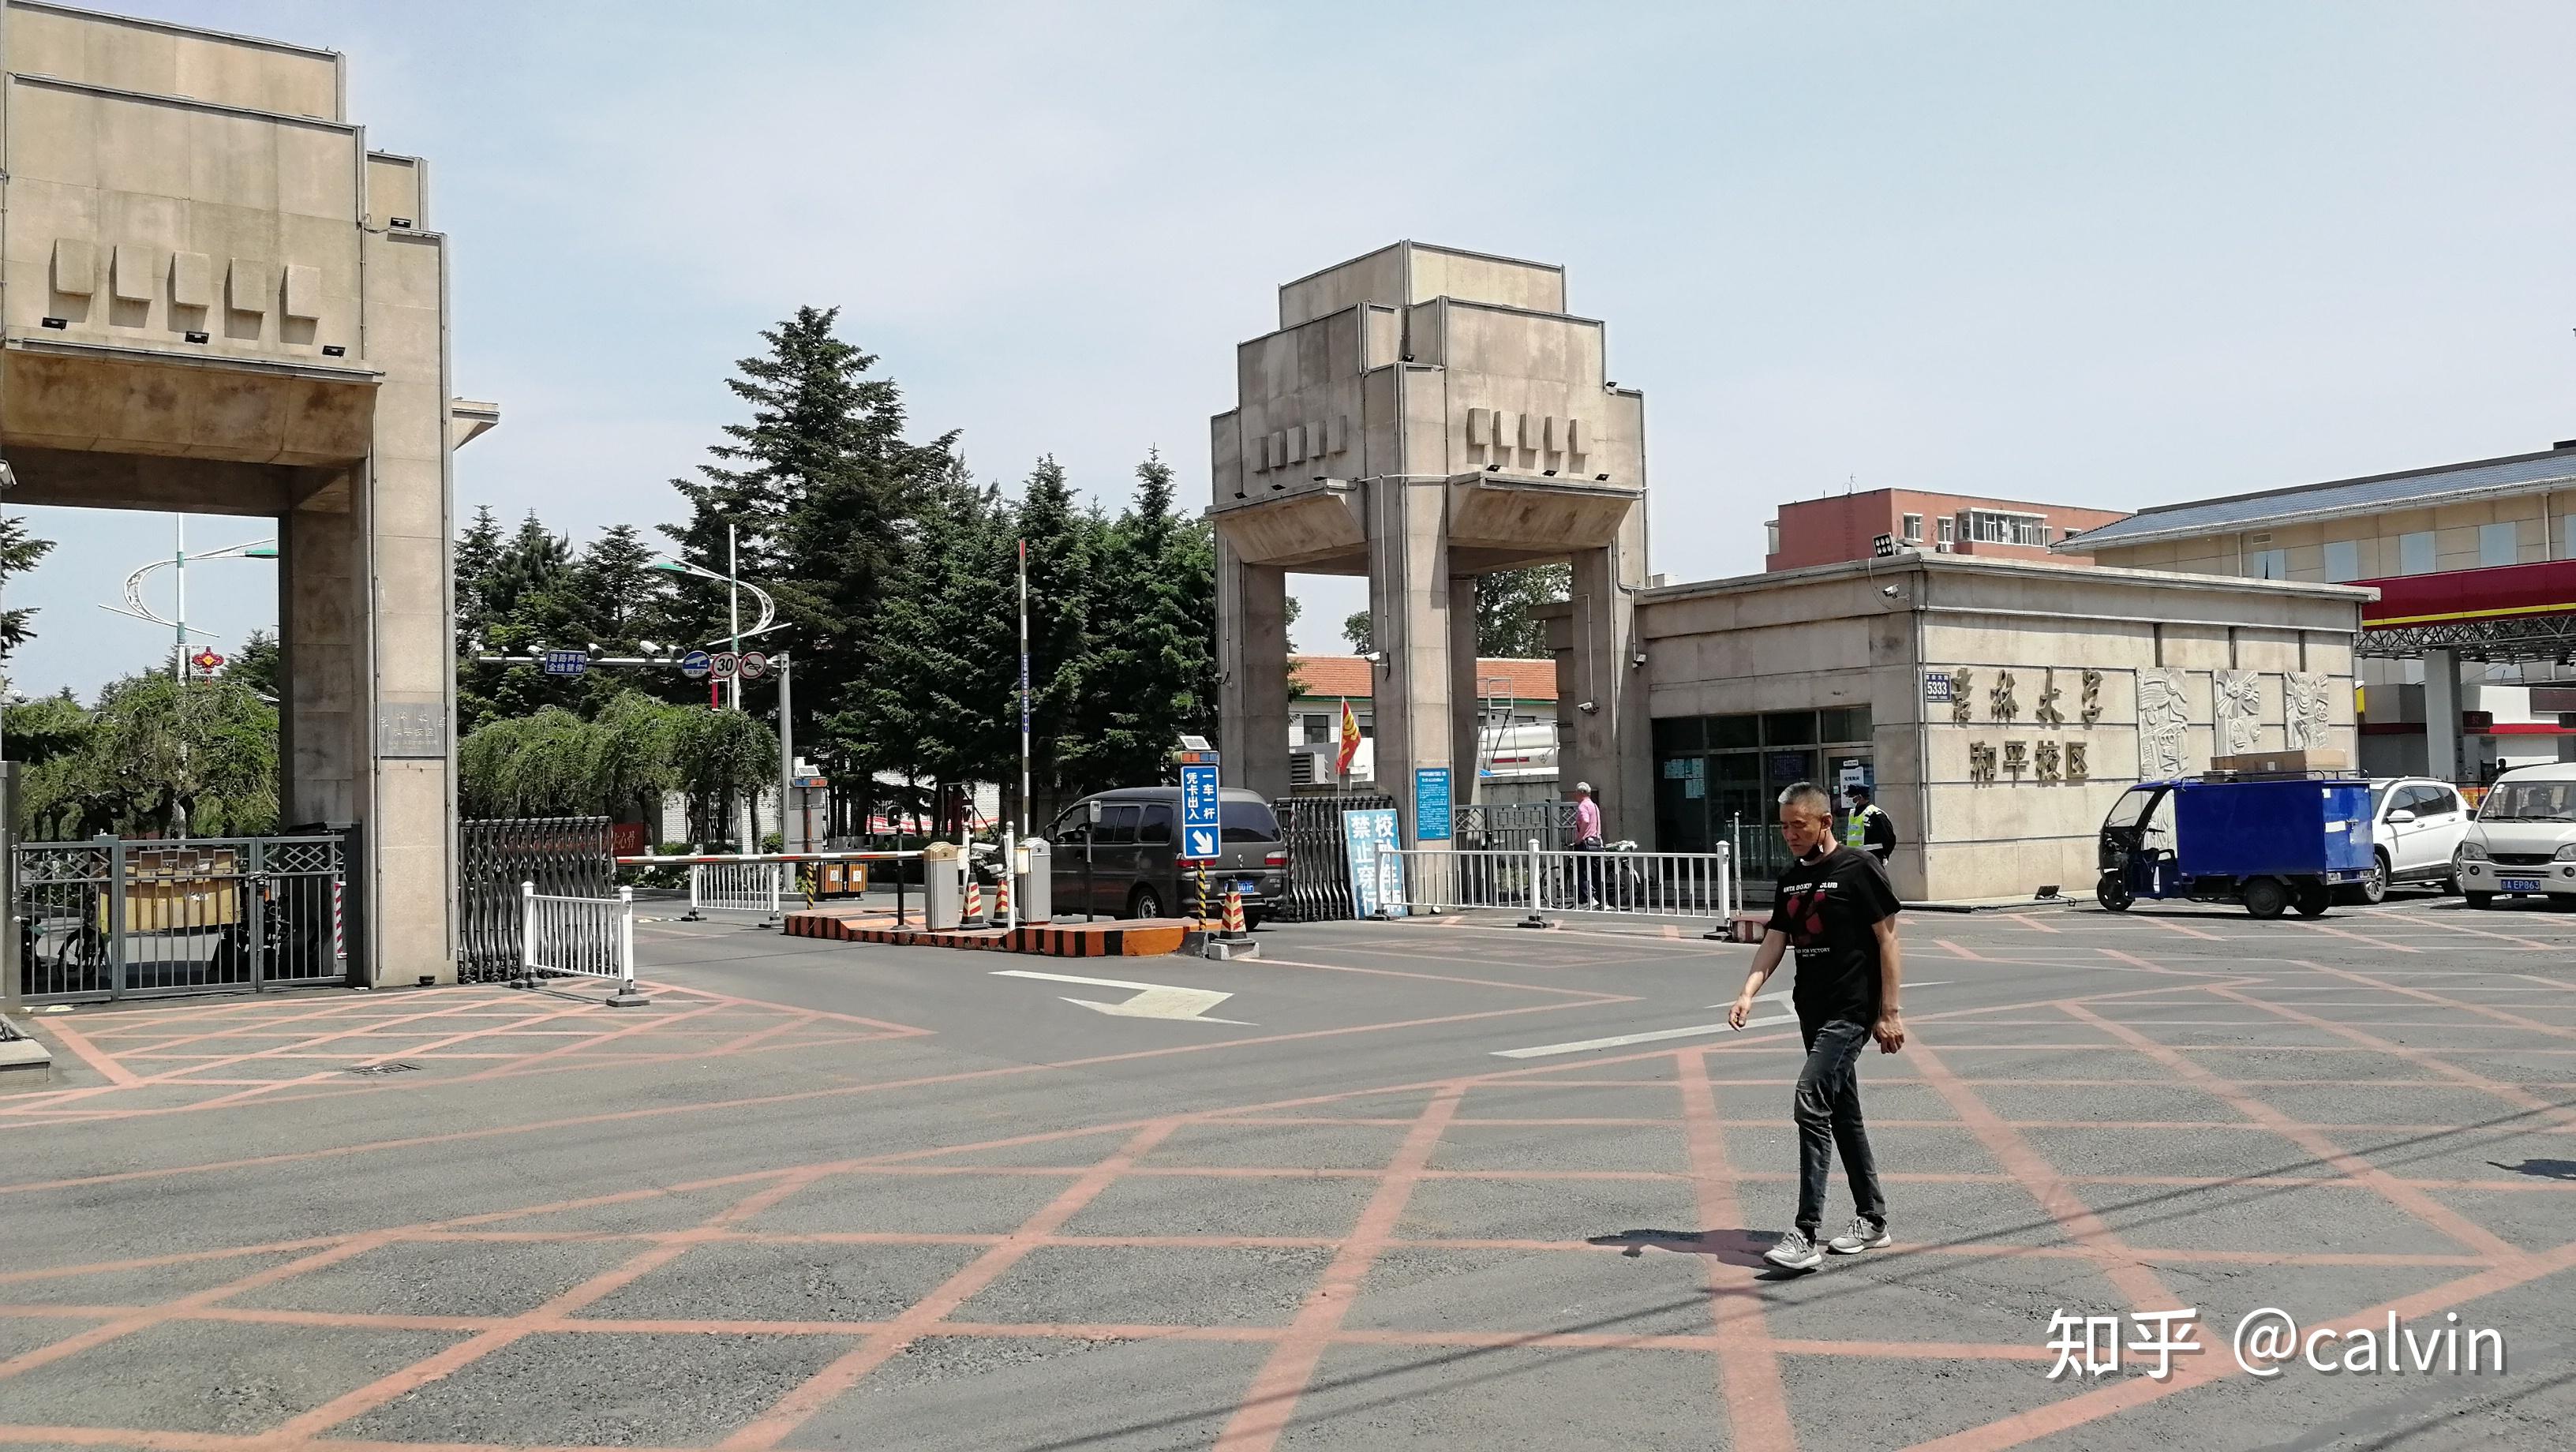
[[1454, 802, 1577, 850], [1275, 792, 1397, 922], [460, 818, 613, 983], [11, 833, 350, 1004]]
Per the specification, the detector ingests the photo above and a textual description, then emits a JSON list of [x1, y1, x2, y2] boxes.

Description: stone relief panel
[[2213, 669, 2262, 755], [2137, 668, 2190, 780], [2285, 672, 2332, 751]]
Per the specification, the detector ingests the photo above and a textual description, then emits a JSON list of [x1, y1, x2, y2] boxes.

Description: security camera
[[1360, 650, 1385, 665], [1630, 650, 1647, 668], [1881, 585, 1900, 599], [1577, 700, 1600, 713]]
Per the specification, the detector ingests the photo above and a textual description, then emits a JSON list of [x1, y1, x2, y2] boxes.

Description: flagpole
[[1019, 538, 1031, 838]]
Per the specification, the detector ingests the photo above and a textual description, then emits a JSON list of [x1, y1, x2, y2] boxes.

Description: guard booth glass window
[[1651, 707, 1873, 896]]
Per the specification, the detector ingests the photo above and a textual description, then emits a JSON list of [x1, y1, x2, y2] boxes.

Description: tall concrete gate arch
[[1210, 242, 1652, 855], [0, 4, 492, 989]]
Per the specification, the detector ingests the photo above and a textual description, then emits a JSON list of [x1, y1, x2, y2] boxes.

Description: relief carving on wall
[[1952, 668, 1975, 725], [2285, 672, 2332, 751], [2080, 668, 2104, 727], [2213, 669, 2263, 755], [1990, 670, 2019, 725], [2035, 739, 2061, 783], [1968, 740, 1998, 784], [2002, 740, 2028, 780], [2065, 740, 2089, 782], [2137, 668, 2190, 780]]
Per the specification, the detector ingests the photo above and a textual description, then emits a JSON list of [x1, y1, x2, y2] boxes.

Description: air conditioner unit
[[1290, 745, 1339, 787], [1934, 541, 1952, 553]]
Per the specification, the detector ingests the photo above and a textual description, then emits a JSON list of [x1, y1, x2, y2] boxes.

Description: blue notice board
[[1180, 762, 1221, 861], [1342, 808, 1403, 919], [1414, 767, 1451, 842]]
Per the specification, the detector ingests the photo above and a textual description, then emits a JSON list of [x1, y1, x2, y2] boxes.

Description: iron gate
[[459, 817, 613, 982], [1275, 792, 1397, 922], [11, 833, 350, 1004], [1454, 801, 1578, 850]]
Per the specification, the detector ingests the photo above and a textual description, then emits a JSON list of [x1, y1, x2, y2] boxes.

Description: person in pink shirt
[[1569, 781, 1604, 907]]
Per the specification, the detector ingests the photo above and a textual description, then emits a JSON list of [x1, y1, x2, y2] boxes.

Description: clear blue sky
[[11, 1, 2573, 696]]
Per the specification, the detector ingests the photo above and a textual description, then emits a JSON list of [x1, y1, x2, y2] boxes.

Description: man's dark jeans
[[1794, 1016, 1886, 1237]]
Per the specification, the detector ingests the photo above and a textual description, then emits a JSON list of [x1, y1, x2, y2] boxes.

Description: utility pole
[[777, 651, 796, 855], [727, 521, 742, 713], [1019, 537, 1031, 838]]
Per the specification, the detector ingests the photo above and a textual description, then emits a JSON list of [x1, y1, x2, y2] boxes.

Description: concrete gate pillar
[[1364, 476, 1456, 844], [1449, 574, 1481, 806], [1563, 514, 1652, 842], [1217, 537, 1291, 802]]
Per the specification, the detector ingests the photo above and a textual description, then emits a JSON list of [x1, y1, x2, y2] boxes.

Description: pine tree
[[0, 511, 57, 664], [1008, 455, 1103, 822], [454, 504, 504, 655], [1071, 450, 1215, 790]]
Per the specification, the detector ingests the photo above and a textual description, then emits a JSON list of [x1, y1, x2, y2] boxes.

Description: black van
[[1046, 787, 1286, 924]]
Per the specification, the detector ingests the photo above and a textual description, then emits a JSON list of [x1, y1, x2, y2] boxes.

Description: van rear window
[[1220, 800, 1279, 842]]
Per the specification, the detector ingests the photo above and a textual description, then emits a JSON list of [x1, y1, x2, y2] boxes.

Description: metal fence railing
[[11, 833, 350, 1005], [521, 883, 645, 1006], [1382, 840, 1736, 934], [687, 863, 784, 922], [462, 818, 613, 984], [1276, 792, 1397, 922]]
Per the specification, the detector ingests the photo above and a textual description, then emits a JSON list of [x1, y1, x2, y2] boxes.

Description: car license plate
[[2500, 877, 2543, 893], [1236, 879, 1258, 894]]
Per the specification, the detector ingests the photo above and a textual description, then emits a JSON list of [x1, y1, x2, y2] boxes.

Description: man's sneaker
[[1827, 1216, 1891, 1254], [1762, 1229, 1823, 1270]]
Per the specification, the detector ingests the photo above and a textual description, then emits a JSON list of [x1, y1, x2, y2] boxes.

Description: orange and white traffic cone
[[963, 878, 983, 925], [1222, 886, 1245, 936]]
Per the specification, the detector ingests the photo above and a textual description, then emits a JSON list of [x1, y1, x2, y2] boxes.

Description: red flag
[[1336, 697, 1361, 775]]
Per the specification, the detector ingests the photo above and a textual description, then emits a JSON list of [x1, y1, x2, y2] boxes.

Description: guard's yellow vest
[[1844, 805, 1875, 850]]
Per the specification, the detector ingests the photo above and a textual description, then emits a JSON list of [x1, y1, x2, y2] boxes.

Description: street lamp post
[[650, 542, 785, 853]]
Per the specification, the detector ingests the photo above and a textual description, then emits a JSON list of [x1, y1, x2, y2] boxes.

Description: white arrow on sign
[[991, 969, 1250, 1024], [1184, 827, 1219, 859]]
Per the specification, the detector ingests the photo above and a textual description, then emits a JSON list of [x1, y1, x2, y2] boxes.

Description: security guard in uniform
[[1843, 783, 1896, 866]]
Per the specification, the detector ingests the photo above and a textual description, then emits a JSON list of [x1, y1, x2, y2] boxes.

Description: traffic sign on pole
[[1180, 761, 1221, 862], [710, 652, 740, 680], [679, 649, 713, 679], [738, 651, 769, 680], [540, 649, 588, 677]]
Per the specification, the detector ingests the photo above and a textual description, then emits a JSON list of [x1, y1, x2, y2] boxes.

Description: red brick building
[[1765, 489, 2131, 571]]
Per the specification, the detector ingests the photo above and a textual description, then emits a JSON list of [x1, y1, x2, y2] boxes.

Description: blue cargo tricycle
[[2095, 776, 2375, 919]]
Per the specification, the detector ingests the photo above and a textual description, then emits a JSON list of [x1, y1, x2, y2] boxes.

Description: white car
[[2453, 762, 2576, 908], [2350, 777, 2472, 904]]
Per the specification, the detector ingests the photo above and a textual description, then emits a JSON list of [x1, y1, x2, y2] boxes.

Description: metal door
[[12, 833, 349, 1004]]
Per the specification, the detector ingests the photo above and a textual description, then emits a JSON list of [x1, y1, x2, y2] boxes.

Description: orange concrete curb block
[[780, 908, 1188, 958]]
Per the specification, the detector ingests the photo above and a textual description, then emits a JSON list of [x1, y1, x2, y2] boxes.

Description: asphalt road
[[2, 889, 2571, 1450]]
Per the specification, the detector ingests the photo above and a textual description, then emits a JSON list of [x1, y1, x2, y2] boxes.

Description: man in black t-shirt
[[1727, 780, 1907, 1271]]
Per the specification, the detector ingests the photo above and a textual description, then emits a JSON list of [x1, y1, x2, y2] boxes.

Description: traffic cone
[[964, 878, 983, 925], [1222, 886, 1245, 936]]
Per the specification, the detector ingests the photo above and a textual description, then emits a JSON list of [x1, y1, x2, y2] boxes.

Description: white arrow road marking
[[1496, 982, 1951, 1059], [990, 969, 1252, 1024]]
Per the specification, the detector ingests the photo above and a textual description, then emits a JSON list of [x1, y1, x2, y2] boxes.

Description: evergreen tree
[[230, 629, 281, 702], [0, 511, 57, 664], [1072, 450, 1215, 789], [1007, 455, 1103, 821], [454, 504, 504, 655], [1342, 609, 1374, 653]]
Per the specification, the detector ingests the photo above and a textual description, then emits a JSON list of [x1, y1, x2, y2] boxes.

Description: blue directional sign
[[1414, 766, 1451, 842], [678, 649, 712, 679], [540, 649, 588, 677], [1181, 762, 1221, 861]]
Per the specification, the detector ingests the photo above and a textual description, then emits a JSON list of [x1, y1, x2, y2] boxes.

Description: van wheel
[[2293, 882, 2331, 917], [1128, 885, 1165, 921], [2095, 872, 2132, 912], [2242, 877, 2289, 920]]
